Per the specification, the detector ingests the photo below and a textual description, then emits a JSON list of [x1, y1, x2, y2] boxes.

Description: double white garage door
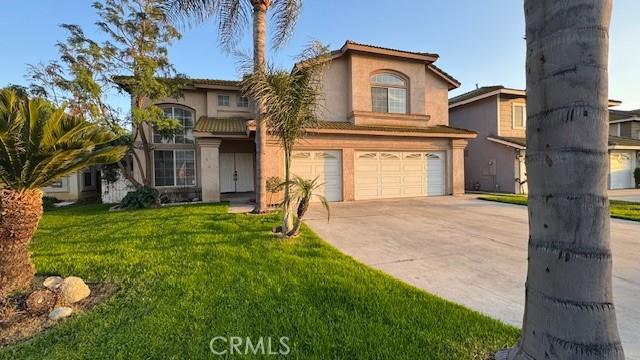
[[355, 151, 446, 200], [290, 150, 446, 202]]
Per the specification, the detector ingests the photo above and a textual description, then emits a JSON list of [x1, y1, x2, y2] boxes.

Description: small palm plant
[[0, 89, 126, 295], [286, 176, 329, 237], [241, 42, 330, 237]]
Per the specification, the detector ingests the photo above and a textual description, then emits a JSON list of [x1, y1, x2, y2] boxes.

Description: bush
[[635, 168, 640, 188], [120, 186, 160, 210], [42, 196, 61, 211]]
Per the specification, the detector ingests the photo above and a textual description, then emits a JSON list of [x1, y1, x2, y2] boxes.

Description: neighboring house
[[610, 109, 640, 139], [116, 41, 477, 204], [449, 86, 640, 193], [42, 167, 100, 202]]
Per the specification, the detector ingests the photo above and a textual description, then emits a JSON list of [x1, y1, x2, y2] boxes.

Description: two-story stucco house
[[117, 41, 477, 204], [449, 86, 640, 193]]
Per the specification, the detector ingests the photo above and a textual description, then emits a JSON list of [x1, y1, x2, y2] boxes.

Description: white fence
[[101, 172, 135, 204]]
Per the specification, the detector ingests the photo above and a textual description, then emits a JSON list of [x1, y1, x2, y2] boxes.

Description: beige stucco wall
[[318, 57, 350, 122], [318, 52, 453, 126], [263, 133, 464, 201], [42, 168, 99, 202]]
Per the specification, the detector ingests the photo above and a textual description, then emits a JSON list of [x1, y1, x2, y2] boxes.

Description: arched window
[[153, 105, 194, 144], [371, 72, 408, 114]]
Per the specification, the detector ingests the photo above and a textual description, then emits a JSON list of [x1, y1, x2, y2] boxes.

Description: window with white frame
[[154, 150, 196, 187], [153, 106, 194, 144], [371, 73, 407, 114], [218, 94, 230, 106], [237, 96, 249, 108], [513, 103, 526, 129]]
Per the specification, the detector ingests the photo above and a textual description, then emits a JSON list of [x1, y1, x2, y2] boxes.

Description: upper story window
[[635, 129, 640, 140], [153, 105, 194, 144], [218, 94, 230, 107], [371, 72, 408, 114], [237, 96, 249, 108], [513, 103, 526, 129]]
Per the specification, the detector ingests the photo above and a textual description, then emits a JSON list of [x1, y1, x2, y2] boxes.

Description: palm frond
[[0, 89, 127, 190], [270, 0, 302, 49]]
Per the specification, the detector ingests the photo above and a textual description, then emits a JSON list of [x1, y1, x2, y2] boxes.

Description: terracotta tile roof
[[343, 40, 440, 59], [113, 76, 240, 92], [238, 120, 476, 136], [491, 135, 640, 148], [313, 121, 476, 135], [194, 117, 250, 135]]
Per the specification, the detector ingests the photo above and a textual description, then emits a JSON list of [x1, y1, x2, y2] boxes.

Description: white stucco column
[[198, 138, 222, 203]]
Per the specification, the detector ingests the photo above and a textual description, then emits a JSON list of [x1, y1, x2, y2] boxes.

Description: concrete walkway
[[305, 196, 640, 359]]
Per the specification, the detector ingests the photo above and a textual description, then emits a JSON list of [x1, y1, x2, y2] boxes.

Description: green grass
[[1, 203, 518, 359], [479, 194, 640, 221]]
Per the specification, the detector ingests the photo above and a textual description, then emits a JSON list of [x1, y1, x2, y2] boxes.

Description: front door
[[220, 153, 255, 193]]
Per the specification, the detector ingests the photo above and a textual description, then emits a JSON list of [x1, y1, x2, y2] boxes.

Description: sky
[[1, 0, 639, 114]]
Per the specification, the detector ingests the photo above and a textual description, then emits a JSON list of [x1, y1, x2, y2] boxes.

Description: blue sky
[[1, 1, 639, 113]]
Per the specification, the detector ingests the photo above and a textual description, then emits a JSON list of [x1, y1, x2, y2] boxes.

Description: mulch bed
[[0, 276, 118, 347]]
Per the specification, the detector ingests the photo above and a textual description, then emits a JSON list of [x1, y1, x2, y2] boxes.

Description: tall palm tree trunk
[[0, 189, 43, 295], [253, 1, 269, 213], [500, 1, 623, 358]]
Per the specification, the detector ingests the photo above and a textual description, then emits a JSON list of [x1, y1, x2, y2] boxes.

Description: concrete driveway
[[305, 196, 640, 359]]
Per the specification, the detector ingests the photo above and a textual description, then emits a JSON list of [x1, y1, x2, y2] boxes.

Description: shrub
[[120, 186, 160, 210], [635, 168, 640, 188], [42, 197, 61, 212]]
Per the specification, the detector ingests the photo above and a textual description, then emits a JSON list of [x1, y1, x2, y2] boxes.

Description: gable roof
[[450, 85, 624, 109], [449, 86, 525, 108], [331, 41, 460, 89]]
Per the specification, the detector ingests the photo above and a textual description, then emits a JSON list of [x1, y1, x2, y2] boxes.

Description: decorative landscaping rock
[[59, 277, 91, 304], [48, 307, 73, 321], [43, 276, 64, 290], [25, 289, 56, 315]]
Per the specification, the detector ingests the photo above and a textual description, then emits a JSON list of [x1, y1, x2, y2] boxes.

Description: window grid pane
[[237, 96, 249, 108], [218, 95, 230, 106], [371, 87, 388, 113], [175, 150, 196, 186], [388, 88, 407, 114], [514, 105, 525, 128], [154, 150, 175, 186], [154, 107, 194, 144]]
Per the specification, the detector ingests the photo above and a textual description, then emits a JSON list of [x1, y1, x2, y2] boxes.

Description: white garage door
[[355, 151, 446, 200], [291, 150, 342, 202], [610, 151, 634, 189]]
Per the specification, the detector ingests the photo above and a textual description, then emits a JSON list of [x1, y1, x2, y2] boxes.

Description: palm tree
[[241, 43, 329, 237], [498, 1, 624, 358], [0, 89, 126, 295], [166, 0, 302, 213], [287, 175, 329, 237]]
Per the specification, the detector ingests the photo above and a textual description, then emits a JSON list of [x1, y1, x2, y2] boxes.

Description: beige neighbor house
[[117, 41, 477, 204], [42, 167, 100, 202], [449, 86, 640, 193]]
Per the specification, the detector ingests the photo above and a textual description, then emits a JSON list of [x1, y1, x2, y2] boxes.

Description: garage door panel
[[291, 150, 342, 202], [355, 150, 446, 200], [610, 151, 634, 189]]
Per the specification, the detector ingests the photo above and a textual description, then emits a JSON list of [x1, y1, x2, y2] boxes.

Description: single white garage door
[[291, 150, 342, 202], [355, 151, 446, 200], [610, 151, 635, 189]]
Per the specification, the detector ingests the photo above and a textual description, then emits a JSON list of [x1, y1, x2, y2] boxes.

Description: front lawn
[[0, 204, 518, 359], [479, 194, 640, 221]]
